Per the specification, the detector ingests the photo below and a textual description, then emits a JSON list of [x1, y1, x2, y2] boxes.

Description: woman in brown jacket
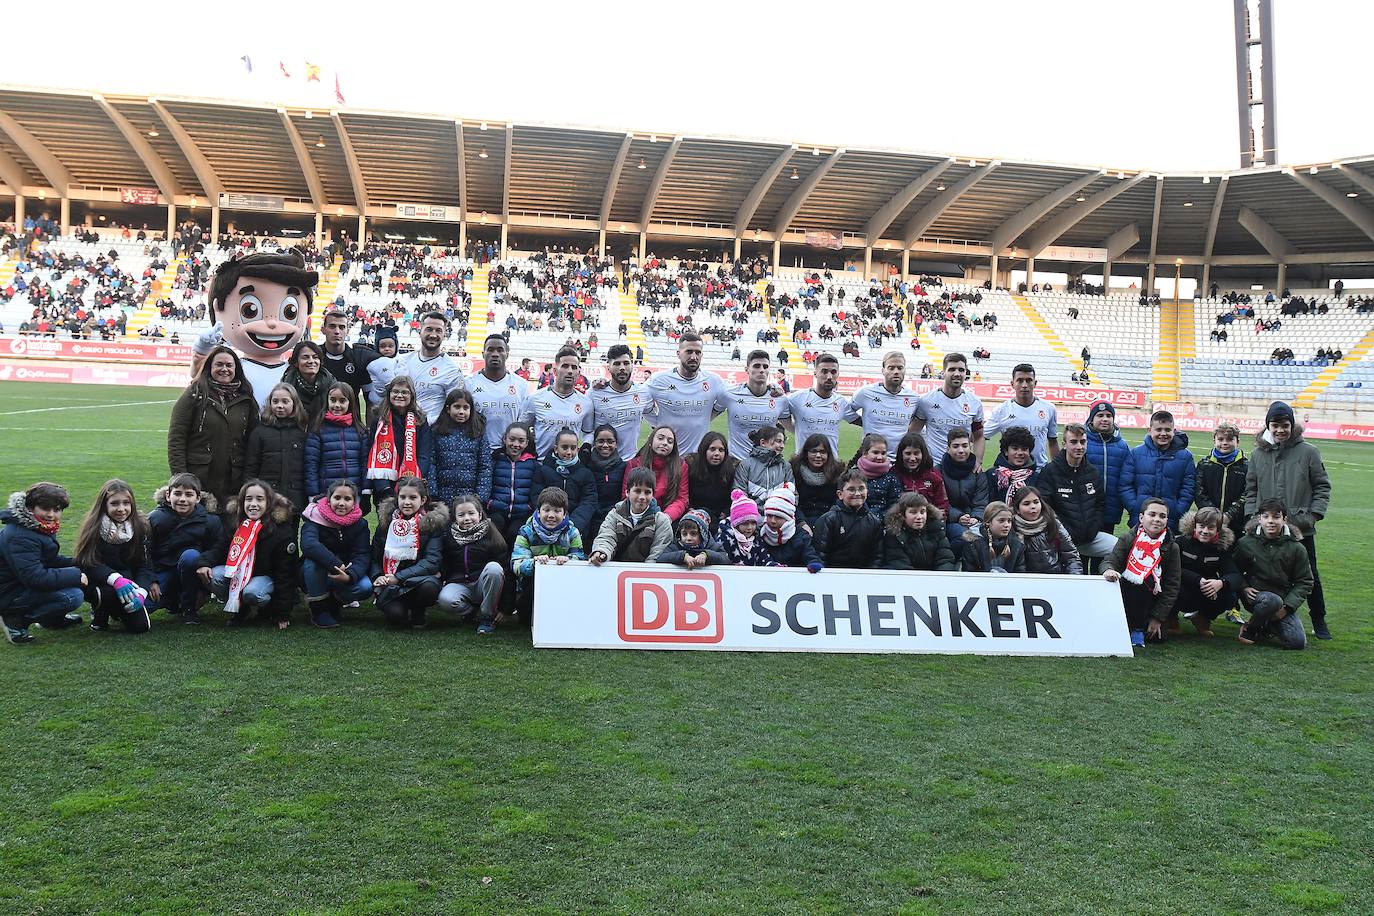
[[167, 345, 258, 508]]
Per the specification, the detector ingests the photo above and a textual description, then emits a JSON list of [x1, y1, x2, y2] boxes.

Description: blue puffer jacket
[[487, 450, 545, 522], [0, 494, 84, 612], [1121, 432, 1196, 529], [299, 498, 372, 583], [427, 428, 492, 507], [1086, 425, 1132, 532], [305, 417, 371, 498]]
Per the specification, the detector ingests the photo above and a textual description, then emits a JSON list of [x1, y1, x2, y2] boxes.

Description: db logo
[[617, 571, 724, 644]]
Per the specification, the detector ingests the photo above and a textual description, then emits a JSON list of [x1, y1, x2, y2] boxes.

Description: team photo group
[[0, 251, 1332, 652]]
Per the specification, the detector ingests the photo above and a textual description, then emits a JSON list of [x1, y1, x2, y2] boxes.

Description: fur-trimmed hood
[[1242, 514, 1305, 542], [153, 486, 219, 513], [224, 492, 294, 526], [375, 497, 450, 535], [1252, 422, 1306, 452], [1178, 509, 1236, 550]]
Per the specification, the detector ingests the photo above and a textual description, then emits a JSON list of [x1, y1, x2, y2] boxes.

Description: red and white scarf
[[1122, 528, 1165, 594], [223, 519, 262, 615], [368, 410, 420, 481], [995, 465, 1034, 501], [382, 510, 421, 577]]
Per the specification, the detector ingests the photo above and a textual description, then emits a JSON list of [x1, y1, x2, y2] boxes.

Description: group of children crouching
[[0, 431, 1315, 653]]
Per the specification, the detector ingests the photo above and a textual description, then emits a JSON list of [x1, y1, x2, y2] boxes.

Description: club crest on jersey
[[344, 363, 354, 374], [508, 385, 516, 394], [574, 404, 583, 413], [962, 403, 970, 413], [429, 367, 438, 376], [702, 382, 709, 391], [633, 394, 641, 404]]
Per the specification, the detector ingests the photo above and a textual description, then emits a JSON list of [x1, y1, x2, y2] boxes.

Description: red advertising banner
[[1, 337, 192, 365], [0, 358, 191, 388], [119, 187, 160, 205], [804, 230, 843, 250]]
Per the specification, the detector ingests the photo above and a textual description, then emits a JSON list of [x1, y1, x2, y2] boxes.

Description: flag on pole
[[334, 74, 346, 105], [240, 55, 253, 73], [279, 61, 291, 79], [306, 63, 321, 83]]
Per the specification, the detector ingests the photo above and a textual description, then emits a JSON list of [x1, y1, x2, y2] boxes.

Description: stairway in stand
[[756, 280, 803, 369], [1010, 293, 1087, 382], [1294, 324, 1374, 408], [309, 255, 342, 340], [464, 266, 493, 356], [125, 256, 184, 337], [1150, 298, 1184, 402], [615, 282, 646, 358]]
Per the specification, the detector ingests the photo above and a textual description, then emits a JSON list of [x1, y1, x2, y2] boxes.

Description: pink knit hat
[[728, 488, 761, 526]]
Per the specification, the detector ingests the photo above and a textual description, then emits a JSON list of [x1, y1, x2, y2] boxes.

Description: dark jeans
[[1302, 533, 1325, 621], [84, 582, 151, 634], [1120, 582, 1161, 632], [2, 586, 85, 629], [1177, 580, 1236, 621], [150, 548, 205, 613]]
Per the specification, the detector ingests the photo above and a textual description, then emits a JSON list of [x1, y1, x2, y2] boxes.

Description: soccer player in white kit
[[911, 352, 986, 467], [643, 333, 730, 456], [722, 350, 791, 459], [784, 352, 847, 457], [465, 333, 529, 451], [522, 346, 593, 458], [843, 351, 919, 453], [394, 311, 464, 424], [985, 363, 1059, 466], [589, 343, 650, 460]]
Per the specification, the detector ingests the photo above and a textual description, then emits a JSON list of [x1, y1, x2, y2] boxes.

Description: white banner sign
[[533, 563, 1131, 657], [1038, 244, 1108, 263], [394, 203, 457, 222]]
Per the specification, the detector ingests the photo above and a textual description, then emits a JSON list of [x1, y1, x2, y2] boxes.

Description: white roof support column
[[502, 124, 514, 227], [153, 101, 223, 200], [1102, 223, 1140, 260], [330, 112, 368, 211], [599, 133, 633, 231], [0, 110, 71, 197], [865, 158, 954, 243], [639, 136, 682, 227], [1022, 173, 1148, 256], [454, 122, 468, 223], [734, 145, 795, 237], [1201, 176, 1230, 291], [1146, 176, 1164, 291], [0, 147, 27, 196], [94, 96, 181, 202], [772, 149, 843, 237], [903, 162, 999, 247], [1289, 172, 1374, 243], [1237, 205, 1295, 262], [277, 110, 327, 210], [989, 170, 1104, 252]]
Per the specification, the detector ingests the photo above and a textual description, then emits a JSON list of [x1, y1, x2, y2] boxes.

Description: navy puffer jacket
[[580, 446, 625, 542], [0, 494, 84, 611], [487, 450, 545, 522], [1085, 425, 1131, 532], [306, 417, 370, 498], [540, 455, 597, 537], [1121, 432, 1196, 529]]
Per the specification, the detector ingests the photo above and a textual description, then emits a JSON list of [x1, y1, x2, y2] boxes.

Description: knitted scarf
[[382, 508, 421, 576], [368, 409, 420, 481], [450, 518, 491, 546], [323, 410, 354, 427], [1210, 446, 1242, 465], [100, 516, 134, 544], [760, 517, 795, 547], [995, 465, 1034, 501], [940, 453, 976, 481], [748, 446, 782, 466], [582, 449, 622, 477], [209, 379, 242, 408], [528, 514, 572, 545], [797, 465, 831, 487], [1122, 527, 1166, 594], [283, 365, 334, 404], [1013, 513, 1049, 538], [8, 497, 60, 535], [303, 498, 362, 529], [856, 454, 890, 479], [223, 518, 263, 615], [724, 522, 756, 554]]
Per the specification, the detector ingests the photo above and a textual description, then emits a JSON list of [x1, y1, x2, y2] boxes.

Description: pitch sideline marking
[[0, 398, 176, 416]]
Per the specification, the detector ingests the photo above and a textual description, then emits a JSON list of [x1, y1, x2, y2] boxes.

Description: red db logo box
[[617, 571, 724, 644]]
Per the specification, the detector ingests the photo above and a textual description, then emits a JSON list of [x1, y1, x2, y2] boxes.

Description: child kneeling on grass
[[1, 482, 87, 645], [961, 501, 1026, 574], [371, 476, 449, 630], [147, 473, 221, 620], [74, 479, 153, 634], [197, 479, 300, 630], [877, 492, 956, 571], [511, 486, 585, 622], [760, 484, 824, 572], [438, 494, 507, 635], [300, 479, 372, 629], [589, 468, 674, 565], [1176, 507, 1243, 637], [1102, 497, 1181, 649], [658, 509, 729, 569], [1231, 498, 1312, 650], [715, 489, 782, 567]]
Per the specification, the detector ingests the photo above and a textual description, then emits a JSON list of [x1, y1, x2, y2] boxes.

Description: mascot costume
[[191, 250, 318, 408]]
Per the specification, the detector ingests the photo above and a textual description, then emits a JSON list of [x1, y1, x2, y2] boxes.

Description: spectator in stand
[[1242, 401, 1331, 639]]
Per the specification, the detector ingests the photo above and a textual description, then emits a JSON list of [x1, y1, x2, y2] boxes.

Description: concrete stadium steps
[[309, 256, 342, 340], [125, 256, 184, 336], [617, 283, 646, 353], [758, 280, 803, 366], [464, 266, 492, 354], [1010, 293, 1084, 377], [1175, 297, 1196, 361], [1294, 324, 1374, 408], [914, 309, 945, 368], [1152, 299, 1184, 401]]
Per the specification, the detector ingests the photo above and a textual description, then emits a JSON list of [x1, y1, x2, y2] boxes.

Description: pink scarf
[[856, 455, 890, 479]]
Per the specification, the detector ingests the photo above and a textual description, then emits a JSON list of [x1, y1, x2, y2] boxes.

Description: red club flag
[[334, 74, 346, 105]]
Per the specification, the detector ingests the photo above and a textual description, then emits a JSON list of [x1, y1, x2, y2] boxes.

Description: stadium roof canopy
[[4, 83, 1374, 279]]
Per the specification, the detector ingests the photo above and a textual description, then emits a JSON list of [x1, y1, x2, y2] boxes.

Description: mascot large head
[[208, 250, 319, 365]]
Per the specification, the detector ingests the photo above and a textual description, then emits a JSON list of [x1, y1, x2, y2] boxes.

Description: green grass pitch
[[0, 380, 1370, 914]]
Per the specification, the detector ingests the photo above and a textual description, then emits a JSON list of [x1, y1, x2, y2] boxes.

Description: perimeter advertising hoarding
[[533, 563, 1133, 657]]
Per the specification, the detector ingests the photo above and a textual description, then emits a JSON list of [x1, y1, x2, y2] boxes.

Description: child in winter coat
[[511, 486, 586, 621], [1230, 498, 1312, 649], [789, 434, 845, 527], [428, 387, 492, 507], [658, 508, 730, 569], [488, 422, 545, 548], [1194, 421, 1248, 540], [685, 431, 738, 524], [1011, 486, 1083, 575], [306, 382, 371, 507], [759, 485, 824, 571], [940, 426, 989, 558], [625, 426, 691, 521], [812, 469, 882, 569], [1176, 507, 1243, 635], [581, 424, 626, 544], [245, 383, 308, 513], [1120, 410, 1195, 531], [371, 476, 449, 630], [1085, 400, 1132, 535], [715, 489, 782, 567], [0, 482, 86, 644], [438, 493, 507, 634], [895, 430, 950, 517], [146, 473, 222, 618], [74, 479, 153, 634], [543, 429, 599, 538], [986, 425, 1040, 505], [197, 479, 301, 629], [589, 467, 674, 564], [300, 479, 372, 629], [733, 425, 794, 510], [961, 501, 1027, 574], [367, 376, 433, 504], [876, 492, 956, 571], [850, 433, 902, 515], [1103, 497, 1182, 648]]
